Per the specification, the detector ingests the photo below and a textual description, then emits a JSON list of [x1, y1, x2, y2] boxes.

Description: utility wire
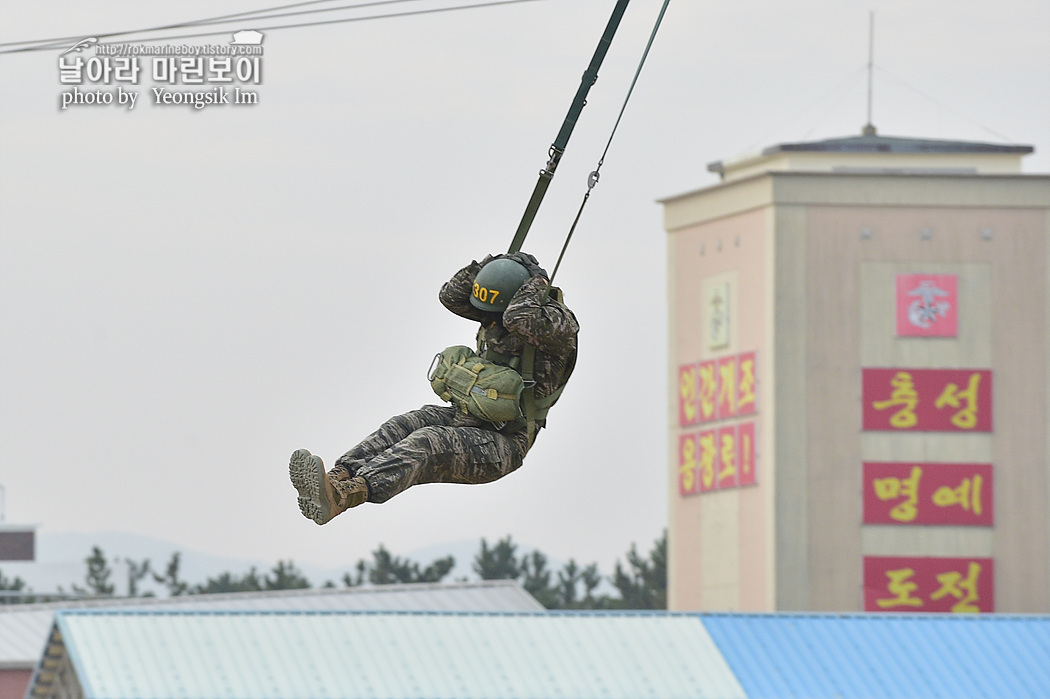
[[798, 77, 866, 141], [0, 0, 545, 55], [739, 64, 867, 152], [874, 65, 1017, 143], [0, 0, 413, 50]]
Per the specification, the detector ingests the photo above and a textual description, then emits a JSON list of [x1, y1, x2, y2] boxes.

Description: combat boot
[[327, 463, 353, 481], [289, 449, 369, 525]]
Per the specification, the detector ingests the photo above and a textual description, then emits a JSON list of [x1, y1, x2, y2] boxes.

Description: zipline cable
[[549, 0, 670, 283]]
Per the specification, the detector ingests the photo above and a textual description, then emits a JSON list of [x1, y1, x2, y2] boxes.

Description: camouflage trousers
[[334, 405, 532, 504]]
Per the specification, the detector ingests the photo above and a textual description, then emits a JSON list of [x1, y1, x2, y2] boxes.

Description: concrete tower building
[[662, 131, 1050, 613]]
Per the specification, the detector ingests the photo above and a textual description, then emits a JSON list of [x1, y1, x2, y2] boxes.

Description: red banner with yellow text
[[863, 462, 993, 526], [678, 365, 701, 427], [737, 351, 757, 416], [678, 422, 758, 496], [678, 352, 758, 426], [678, 433, 700, 496], [864, 556, 994, 613], [738, 421, 757, 487], [862, 368, 992, 432]]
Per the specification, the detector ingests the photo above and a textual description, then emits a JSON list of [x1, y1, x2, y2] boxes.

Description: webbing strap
[[549, 0, 671, 283], [481, 346, 520, 370], [518, 286, 575, 446], [507, 0, 631, 255], [520, 343, 539, 445]]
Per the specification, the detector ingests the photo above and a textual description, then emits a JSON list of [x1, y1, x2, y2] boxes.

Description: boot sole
[[289, 449, 331, 525]]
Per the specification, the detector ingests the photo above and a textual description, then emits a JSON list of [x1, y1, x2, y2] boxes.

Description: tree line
[[0, 530, 666, 610]]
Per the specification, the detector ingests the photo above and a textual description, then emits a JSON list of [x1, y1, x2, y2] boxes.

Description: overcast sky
[[1, 0, 1047, 582]]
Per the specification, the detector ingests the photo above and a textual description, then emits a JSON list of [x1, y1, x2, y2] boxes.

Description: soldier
[[289, 252, 579, 524]]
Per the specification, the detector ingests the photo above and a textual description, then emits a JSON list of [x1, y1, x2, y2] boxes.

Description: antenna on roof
[[863, 11, 877, 136]]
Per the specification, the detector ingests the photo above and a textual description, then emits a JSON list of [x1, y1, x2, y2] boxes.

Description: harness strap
[[507, 0, 631, 255], [520, 343, 538, 446], [481, 346, 520, 370], [549, 0, 672, 284], [518, 285, 576, 446]]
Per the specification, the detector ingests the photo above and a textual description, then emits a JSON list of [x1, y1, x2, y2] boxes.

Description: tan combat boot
[[289, 449, 368, 525], [327, 463, 353, 481]]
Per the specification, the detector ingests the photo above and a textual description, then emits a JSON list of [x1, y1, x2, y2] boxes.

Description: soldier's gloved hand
[[502, 251, 548, 279], [461, 255, 497, 281]]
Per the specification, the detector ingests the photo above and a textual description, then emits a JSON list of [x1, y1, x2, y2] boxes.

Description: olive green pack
[[428, 345, 525, 422]]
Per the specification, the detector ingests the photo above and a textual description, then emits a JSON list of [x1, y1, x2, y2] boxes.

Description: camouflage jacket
[[439, 259, 579, 428]]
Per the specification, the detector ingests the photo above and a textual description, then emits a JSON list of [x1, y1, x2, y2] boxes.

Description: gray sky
[[1, 0, 1047, 580]]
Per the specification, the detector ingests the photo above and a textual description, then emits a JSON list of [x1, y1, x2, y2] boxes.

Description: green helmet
[[470, 258, 531, 312]]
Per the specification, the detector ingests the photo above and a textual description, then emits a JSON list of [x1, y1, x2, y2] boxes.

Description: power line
[[874, 65, 1017, 143], [739, 64, 868, 152], [0, 0, 409, 50], [0, 0, 545, 55]]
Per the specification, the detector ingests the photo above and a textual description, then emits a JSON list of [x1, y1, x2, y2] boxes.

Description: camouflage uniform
[[334, 256, 579, 504]]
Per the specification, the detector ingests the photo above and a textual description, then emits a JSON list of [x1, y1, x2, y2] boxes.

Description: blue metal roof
[[703, 613, 1050, 699]]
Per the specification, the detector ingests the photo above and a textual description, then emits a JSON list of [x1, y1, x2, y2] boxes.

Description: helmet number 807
[[472, 282, 499, 304]]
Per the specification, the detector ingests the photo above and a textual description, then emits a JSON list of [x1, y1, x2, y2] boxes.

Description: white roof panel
[[46, 610, 746, 699], [0, 580, 542, 668]]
